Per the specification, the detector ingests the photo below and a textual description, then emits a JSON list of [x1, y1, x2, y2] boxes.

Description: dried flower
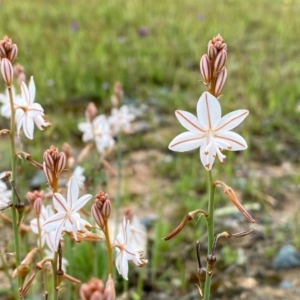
[[168, 92, 248, 170]]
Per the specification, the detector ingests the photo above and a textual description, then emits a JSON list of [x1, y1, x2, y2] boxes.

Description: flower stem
[[8, 86, 21, 292], [103, 222, 114, 276], [204, 170, 215, 300]]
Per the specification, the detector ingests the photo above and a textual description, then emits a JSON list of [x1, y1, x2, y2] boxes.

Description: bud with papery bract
[[26, 190, 44, 216], [79, 277, 105, 300], [214, 50, 227, 72], [215, 68, 227, 97], [0, 36, 18, 63], [1, 58, 13, 86], [200, 54, 211, 84], [91, 191, 111, 229]]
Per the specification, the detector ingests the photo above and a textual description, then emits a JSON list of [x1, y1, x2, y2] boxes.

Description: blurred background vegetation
[[0, 0, 300, 299]]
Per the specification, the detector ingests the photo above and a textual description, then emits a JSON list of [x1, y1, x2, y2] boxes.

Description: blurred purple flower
[[137, 27, 150, 37], [71, 22, 79, 32]]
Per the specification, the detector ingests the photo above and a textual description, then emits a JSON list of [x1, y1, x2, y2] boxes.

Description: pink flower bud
[[1, 58, 13, 86], [56, 152, 66, 175], [43, 151, 55, 171], [207, 44, 217, 60], [214, 50, 227, 72], [85, 102, 97, 122], [200, 54, 211, 84], [215, 68, 227, 97], [104, 275, 115, 300], [43, 162, 54, 187], [8, 44, 18, 63], [102, 201, 111, 219], [91, 204, 105, 228]]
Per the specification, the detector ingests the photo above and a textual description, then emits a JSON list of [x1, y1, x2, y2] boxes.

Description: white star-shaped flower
[[30, 205, 56, 251], [169, 92, 249, 170], [108, 105, 135, 135], [43, 177, 92, 250], [78, 115, 115, 153], [15, 76, 48, 139], [114, 218, 147, 280]]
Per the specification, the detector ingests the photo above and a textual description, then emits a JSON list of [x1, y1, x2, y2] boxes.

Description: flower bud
[[104, 275, 116, 300], [207, 44, 217, 60], [1, 58, 13, 86], [85, 102, 97, 122], [214, 68, 227, 97], [8, 44, 18, 63], [200, 54, 211, 84], [214, 50, 227, 72], [56, 152, 66, 175], [26, 190, 44, 216], [91, 204, 105, 228]]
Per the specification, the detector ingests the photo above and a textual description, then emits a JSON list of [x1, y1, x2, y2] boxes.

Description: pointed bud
[[91, 203, 105, 228], [43, 151, 55, 171], [200, 54, 211, 84], [215, 68, 227, 97], [1, 58, 13, 86], [26, 190, 44, 216], [8, 44, 18, 62], [207, 44, 217, 60], [214, 50, 227, 72], [56, 152, 66, 175], [43, 162, 54, 187], [85, 102, 97, 122]]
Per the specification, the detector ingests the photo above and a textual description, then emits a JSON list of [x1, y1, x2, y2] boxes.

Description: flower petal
[[67, 177, 79, 209], [115, 250, 129, 280], [200, 141, 216, 171], [28, 76, 36, 104], [175, 110, 206, 133], [169, 132, 205, 152], [21, 81, 30, 105], [197, 92, 221, 129], [53, 193, 68, 212], [215, 131, 248, 151], [72, 194, 92, 212], [215, 109, 249, 133], [22, 115, 34, 139], [43, 212, 65, 232]]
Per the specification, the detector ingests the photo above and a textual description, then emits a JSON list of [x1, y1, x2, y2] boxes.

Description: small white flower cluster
[[0, 77, 49, 139], [78, 104, 135, 154]]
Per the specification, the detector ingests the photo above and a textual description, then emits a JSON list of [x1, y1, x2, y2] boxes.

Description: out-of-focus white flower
[[30, 205, 56, 251], [67, 166, 85, 189], [78, 115, 115, 153], [0, 180, 11, 210], [0, 86, 21, 118], [108, 105, 135, 135], [43, 177, 92, 249], [114, 218, 147, 280], [168, 92, 249, 170], [15, 76, 49, 139]]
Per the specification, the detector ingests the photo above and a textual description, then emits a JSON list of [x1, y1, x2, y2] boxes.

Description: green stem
[[204, 170, 215, 300], [103, 222, 113, 276], [52, 251, 58, 300], [8, 86, 21, 292]]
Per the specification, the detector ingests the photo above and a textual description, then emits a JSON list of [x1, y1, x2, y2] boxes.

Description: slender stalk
[[203, 170, 215, 300], [103, 222, 113, 275], [7, 86, 21, 295], [52, 251, 58, 300]]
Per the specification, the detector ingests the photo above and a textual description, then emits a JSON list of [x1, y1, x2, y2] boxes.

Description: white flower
[[0, 180, 11, 210], [0, 86, 21, 118], [30, 205, 57, 251], [43, 177, 92, 249], [78, 115, 115, 153], [168, 92, 249, 170], [15, 76, 48, 139], [114, 218, 147, 280], [67, 166, 85, 189], [108, 105, 135, 135]]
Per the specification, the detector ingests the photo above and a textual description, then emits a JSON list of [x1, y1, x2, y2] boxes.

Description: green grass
[[0, 0, 300, 298]]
